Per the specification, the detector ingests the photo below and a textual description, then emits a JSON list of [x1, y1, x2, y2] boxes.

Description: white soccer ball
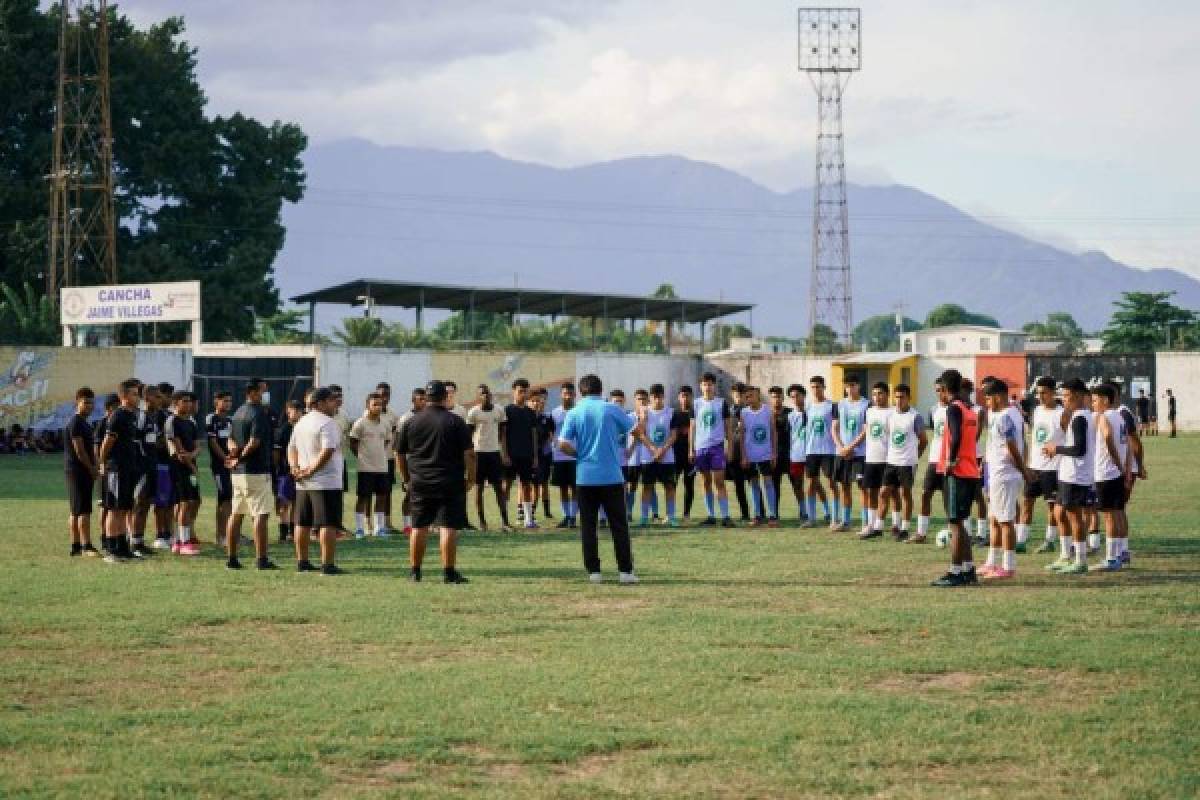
[[935, 529, 952, 548]]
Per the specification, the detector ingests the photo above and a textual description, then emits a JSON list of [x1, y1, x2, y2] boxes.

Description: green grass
[[1, 439, 1198, 799]]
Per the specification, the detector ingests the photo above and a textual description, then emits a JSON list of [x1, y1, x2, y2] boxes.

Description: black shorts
[[860, 462, 886, 490], [773, 455, 790, 479], [410, 485, 468, 530], [212, 470, 233, 504], [1023, 469, 1058, 502], [944, 475, 978, 522], [357, 471, 391, 498], [1096, 477, 1126, 512], [882, 464, 915, 490], [66, 470, 93, 516], [386, 459, 396, 486], [506, 456, 535, 484], [726, 451, 744, 480], [551, 460, 577, 488], [922, 463, 944, 492], [476, 451, 504, 487], [1058, 481, 1090, 511], [805, 454, 836, 480], [833, 456, 865, 485], [296, 489, 344, 528], [105, 469, 137, 511], [134, 464, 155, 503], [537, 454, 553, 485], [623, 465, 641, 487], [747, 460, 773, 479], [642, 462, 676, 486], [172, 467, 201, 503]]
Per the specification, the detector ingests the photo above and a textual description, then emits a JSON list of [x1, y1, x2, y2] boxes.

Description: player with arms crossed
[[857, 382, 891, 539], [881, 383, 926, 541], [1021, 377, 1063, 554]]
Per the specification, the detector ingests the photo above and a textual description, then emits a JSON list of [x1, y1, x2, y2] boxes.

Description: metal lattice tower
[[48, 0, 118, 298], [798, 8, 860, 347]]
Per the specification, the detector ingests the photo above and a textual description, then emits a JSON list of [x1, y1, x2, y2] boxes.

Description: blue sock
[[750, 482, 763, 518], [861, 508, 869, 528], [626, 491, 636, 515], [599, 507, 607, 522], [843, 506, 852, 526], [705, 492, 715, 517], [764, 482, 778, 518], [806, 497, 817, 520], [821, 499, 831, 518], [641, 502, 651, 521], [561, 500, 571, 517], [832, 500, 842, 521], [666, 499, 676, 520], [719, 496, 730, 518], [570, 500, 578, 518], [651, 495, 659, 516]]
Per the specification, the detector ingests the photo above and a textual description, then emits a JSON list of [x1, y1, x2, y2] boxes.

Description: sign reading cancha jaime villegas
[[60, 281, 201, 325]]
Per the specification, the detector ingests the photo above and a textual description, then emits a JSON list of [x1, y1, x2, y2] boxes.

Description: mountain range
[[275, 139, 1200, 335]]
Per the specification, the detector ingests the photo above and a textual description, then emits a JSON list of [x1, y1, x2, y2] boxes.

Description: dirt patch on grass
[[876, 671, 987, 693]]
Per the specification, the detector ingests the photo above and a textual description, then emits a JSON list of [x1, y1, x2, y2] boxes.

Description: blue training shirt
[[560, 396, 637, 486]]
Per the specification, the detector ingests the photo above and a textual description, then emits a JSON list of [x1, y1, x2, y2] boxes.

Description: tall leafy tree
[[924, 304, 1000, 329], [808, 323, 842, 355], [1101, 291, 1196, 353], [0, 281, 58, 344], [1022, 312, 1085, 354], [852, 313, 922, 352]]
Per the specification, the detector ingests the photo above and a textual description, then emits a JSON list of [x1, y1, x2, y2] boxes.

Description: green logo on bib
[[793, 425, 806, 441], [812, 419, 825, 436], [1035, 426, 1049, 444], [846, 417, 858, 433], [892, 431, 907, 447], [701, 409, 716, 429], [869, 421, 884, 439], [752, 426, 768, 444], [935, 421, 945, 437], [651, 425, 667, 445]]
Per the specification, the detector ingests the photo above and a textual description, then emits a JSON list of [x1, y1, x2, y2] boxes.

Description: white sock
[[1120, 538, 1129, 555], [179, 525, 190, 543], [950, 564, 962, 574], [865, 509, 875, 530], [985, 547, 998, 568], [373, 512, 386, 532], [1003, 550, 1016, 571], [522, 503, 533, 523], [1088, 532, 1101, 550], [873, 513, 884, 531], [1045, 524, 1058, 542], [962, 560, 974, 572], [976, 518, 988, 537], [1075, 542, 1087, 565], [355, 512, 366, 531], [900, 518, 909, 531], [1016, 523, 1030, 544], [917, 515, 930, 535], [1059, 535, 1072, 558], [892, 511, 901, 527]]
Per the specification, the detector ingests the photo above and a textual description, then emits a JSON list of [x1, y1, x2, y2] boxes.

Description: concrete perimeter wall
[[704, 354, 835, 392], [1155, 352, 1200, 431]]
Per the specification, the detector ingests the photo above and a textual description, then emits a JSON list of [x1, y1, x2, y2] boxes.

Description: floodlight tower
[[47, 0, 118, 298], [798, 8, 860, 347]]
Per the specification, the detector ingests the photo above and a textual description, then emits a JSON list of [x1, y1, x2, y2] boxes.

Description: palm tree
[[0, 282, 58, 345], [249, 309, 308, 344], [333, 317, 385, 347]]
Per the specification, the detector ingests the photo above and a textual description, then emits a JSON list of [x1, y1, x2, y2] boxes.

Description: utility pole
[[48, 0, 118, 299]]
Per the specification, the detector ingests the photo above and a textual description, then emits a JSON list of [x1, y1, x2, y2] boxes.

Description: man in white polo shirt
[[289, 387, 346, 576]]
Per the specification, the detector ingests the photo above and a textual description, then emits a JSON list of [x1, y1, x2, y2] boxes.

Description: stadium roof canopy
[[291, 279, 754, 326]]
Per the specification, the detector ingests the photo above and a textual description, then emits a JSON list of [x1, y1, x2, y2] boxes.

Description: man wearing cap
[[395, 380, 475, 583], [557, 373, 640, 584]]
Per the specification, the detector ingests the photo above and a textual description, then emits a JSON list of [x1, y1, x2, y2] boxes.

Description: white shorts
[[988, 476, 1023, 524], [231, 473, 273, 518]]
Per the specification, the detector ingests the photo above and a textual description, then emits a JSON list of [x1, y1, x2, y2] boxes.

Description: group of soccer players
[[62, 366, 1147, 587]]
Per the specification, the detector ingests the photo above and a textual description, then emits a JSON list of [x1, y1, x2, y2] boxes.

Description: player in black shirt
[[274, 400, 302, 543], [1166, 388, 1177, 438], [672, 386, 695, 522], [64, 387, 100, 557], [128, 384, 163, 556], [95, 393, 118, 537], [98, 379, 144, 562], [531, 388, 555, 522], [502, 379, 540, 529], [226, 379, 276, 570], [727, 383, 751, 521], [165, 391, 202, 554], [767, 386, 791, 522], [206, 391, 235, 546]]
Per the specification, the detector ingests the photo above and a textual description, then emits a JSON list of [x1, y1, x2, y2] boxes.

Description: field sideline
[[1, 438, 1198, 798]]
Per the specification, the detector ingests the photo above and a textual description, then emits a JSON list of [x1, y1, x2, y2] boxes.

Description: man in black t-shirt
[[531, 388, 555, 522], [502, 378, 540, 529], [396, 380, 475, 583], [226, 378, 277, 570], [98, 379, 144, 562], [1136, 390, 1151, 436], [206, 391, 234, 546], [1166, 389, 1177, 438], [767, 386, 791, 519], [273, 400, 302, 543], [727, 383, 751, 521], [165, 390, 202, 555], [672, 386, 695, 522], [64, 387, 100, 558]]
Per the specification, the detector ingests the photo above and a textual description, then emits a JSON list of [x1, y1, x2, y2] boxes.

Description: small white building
[[900, 325, 1026, 356], [727, 337, 802, 355]]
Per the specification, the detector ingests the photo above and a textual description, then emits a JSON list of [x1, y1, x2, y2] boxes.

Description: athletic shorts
[[1058, 481, 1090, 511], [296, 488, 343, 528], [275, 473, 295, 503], [537, 453, 553, 484], [551, 460, 577, 488], [1084, 485, 1097, 508], [1096, 477, 1126, 512], [833, 456, 865, 485], [746, 460, 773, 479], [410, 486, 468, 530], [727, 450, 745, 480], [805, 454, 835, 480], [773, 455, 790, 479], [1023, 469, 1058, 502], [860, 462, 886, 490], [356, 471, 390, 498], [789, 461, 806, 480], [152, 463, 175, 508], [212, 470, 233, 504], [66, 470, 94, 516], [922, 463, 944, 492], [231, 473, 273, 517], [694, 445, 727, 473], [641, 462, 676, 486], [506, 456, 535, 484], [882, 464, 915, 490], [173, 467, 201, 504], [623, 465, 640, 486], [944, 475, 978, 523], [988, 475, 1022, 523], [476, 451, 504, 487], [105, 469, 137, 511]]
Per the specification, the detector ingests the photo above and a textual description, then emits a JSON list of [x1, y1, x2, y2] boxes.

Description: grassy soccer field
[[1, 438, 1198, 799]]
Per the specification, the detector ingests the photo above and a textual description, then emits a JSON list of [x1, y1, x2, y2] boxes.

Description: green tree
[[249, 309, 308, 345], [0, 2, 306, 342], [707, 323, 752, 352], [382, 323, 438, 350], [0, 282, 59, 345], [1022, 312, 1085, 354], [924, 304, 1000, 329], [852, 313, 922, 351], [333, 317, 385, 347], [1101, 291, 1196, 353], [808, 323, 841, 355]]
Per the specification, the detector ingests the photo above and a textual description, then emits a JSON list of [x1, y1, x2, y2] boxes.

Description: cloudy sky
[[118, 0, 1200, 279]]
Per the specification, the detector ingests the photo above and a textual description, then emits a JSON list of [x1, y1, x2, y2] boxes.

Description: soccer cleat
[[354, 529, 367, 540], [153, 536, 173, 550], [721, 518, 737, 529], [930, 571, 967, 587], [893, 529, 909, 542], [750, 517, 765, 528], [103, 552, 128, 564], [906, 533, 927, 544], [403, 526, 413, 536], [700, 517, 717, 527], [409, 567, 422, 582], [320, 564, 345, 576], [374, 529, 389, 538], [1045, 558, 1072, 572], [70, 544, 83, 557], [858, 529, 882, 540], [985, 568, 1015, 580], [667, 518, 682, 529], [568, 517, 578, 529], [977, 565, 998, 578], [524, 522, 540, 531], [1119, 550, 1131, 566], [226, 558, 243, 570], [1015, 541, 1027, 554], [588, 572, 603, 584], [256, 558, 278, 571], [443, 569, 469, 584], [296, 560, 318, 572], [1099, 559, 1122, 572], [1035, 540, 1056, 554], [767, 517, 780, 529], [1058, 562, 1089, 575], [556, 518, 571, 530], [131, 543, 154, 558], [890, 526, 901, 537], [618, 572, 639, 585], [961, 568, 978, 585], [179, 542, 200, 556], [171, 540, 182, 554]]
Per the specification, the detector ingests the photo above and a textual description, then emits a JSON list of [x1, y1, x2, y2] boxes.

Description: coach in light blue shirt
[[558, 373, 639, 583]]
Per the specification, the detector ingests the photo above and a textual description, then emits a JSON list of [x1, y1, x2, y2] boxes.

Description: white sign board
[[60, 281, 201, 325]]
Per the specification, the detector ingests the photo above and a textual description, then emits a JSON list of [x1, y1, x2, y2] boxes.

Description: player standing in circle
[[97, 379, 142, 563], [467, 384, 511, 532], [636, 384, 680, 528], [206, 391, 235, 547], [1115, 391, 1145, 567], [882, 383, 926, 541], [767, 387, 791, 522], [673, 386, 696, 524], [1043, 379, 1094, 576], [979, 379, 1031, 580], [912, 378, 948, 544], [288, 387, 346, 576], [225, 378, 277, 571], [857, 382, 891, 539], [726, 383, 751, 522], [1135, 389, 1151, 438], [930, 369, 981, 588], [803, 376, 836, 528], [1092, 384, 1132, 571], [350, 392, 393, 538], [965, 378, 990, 545], [65, 387, 100, 557], [785, 385, 809, 522], [690, 373, 735, 528], [832, 376, 868, 532], [503, 379, 540, 530], [1021, 377, 1063, 554], [531, 388, 555, 524], [273, 399, 302, 543], [551, 382, 579, 528], [739, 386, 778, 527], [165, 391, 203, 555]]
